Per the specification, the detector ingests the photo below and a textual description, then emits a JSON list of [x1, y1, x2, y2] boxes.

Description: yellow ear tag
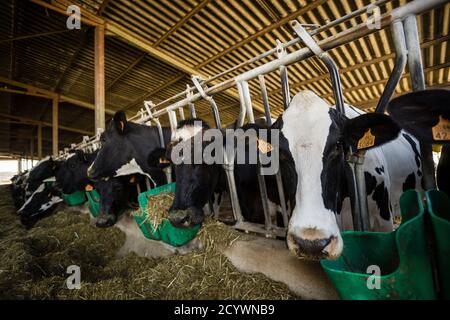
[[357, 129, 376, 150], [257, 138, 273, 154], [432, 116, 450, 141], [159, 158, 170, 164], [85, 184, 94, 192]]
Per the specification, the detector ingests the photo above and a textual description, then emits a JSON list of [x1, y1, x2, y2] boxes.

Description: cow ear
[[343, 113, 400, 151], [148, 148, 169, 168], [387, 89, 450, 144], [113, 111, 128, 134]]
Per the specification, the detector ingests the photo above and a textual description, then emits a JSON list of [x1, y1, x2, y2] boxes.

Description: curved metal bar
[[375, 21, 408, 113]]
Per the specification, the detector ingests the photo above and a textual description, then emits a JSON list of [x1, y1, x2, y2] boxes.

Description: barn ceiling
[[0, 0, 449, 157]]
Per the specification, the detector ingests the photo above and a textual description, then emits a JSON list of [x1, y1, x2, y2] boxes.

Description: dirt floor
[[0, 185, 298, 300]]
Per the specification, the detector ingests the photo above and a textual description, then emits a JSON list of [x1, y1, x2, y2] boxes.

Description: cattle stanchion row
[[49, 0, 447, 238]]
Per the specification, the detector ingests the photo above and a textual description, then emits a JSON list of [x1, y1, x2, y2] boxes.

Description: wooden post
[[52, 97, 58, 156], [95, 25, 105, 132], [17, 157, 21, 173], [30, 137, 34, 163], [37, 124, 42, 159]]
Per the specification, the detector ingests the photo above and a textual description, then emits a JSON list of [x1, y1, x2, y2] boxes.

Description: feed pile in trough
[[0, 185, 298, 299], [136, 192, 174, 228]]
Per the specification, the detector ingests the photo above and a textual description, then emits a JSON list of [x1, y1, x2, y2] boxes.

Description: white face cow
[[276, 90, 403, 260]]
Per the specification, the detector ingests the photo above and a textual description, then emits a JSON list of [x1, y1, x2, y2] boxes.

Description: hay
[[136, 192, 174, 229], [0, 185, 298, 300]]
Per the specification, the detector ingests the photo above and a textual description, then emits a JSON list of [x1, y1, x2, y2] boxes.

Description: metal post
[[291, 21, 346, 115], [276, 40, 291, 110], [258, 74, 289, 227], [192, 76, 221, 128], [186, 85, 197, 118], [236, 81, 247, 127], [403, 15, 436, 190], [238, 79, 272, 231], [375, 21, 408, 113]]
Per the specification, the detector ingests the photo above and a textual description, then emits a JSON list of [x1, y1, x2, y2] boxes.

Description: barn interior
[[0, 0, 449, 161]]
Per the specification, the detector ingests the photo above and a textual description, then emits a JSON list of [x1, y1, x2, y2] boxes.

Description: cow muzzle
[[95, 213, 117, 228], [168, 208, 203, 228], [287, 229, 342, 260]]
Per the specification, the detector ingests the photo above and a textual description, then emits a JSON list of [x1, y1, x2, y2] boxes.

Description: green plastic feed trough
[[85, 189, 100, 218], [62, 190, 87, 206], [321, 190, 436, 300], [133, 182, 202, 247], [426, 190, 450, 299]]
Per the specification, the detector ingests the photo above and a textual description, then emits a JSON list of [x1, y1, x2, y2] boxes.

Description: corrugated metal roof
[[0, 0, 449, 156]]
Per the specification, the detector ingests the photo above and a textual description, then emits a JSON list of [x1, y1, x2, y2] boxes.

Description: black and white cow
[[276, 90, 421, 260], [11, 170, 29, 209], [25, 156, 60, 197], [18, 179, 63, 227], [148, 118, 297, 228], [387, 89, 450, 196], [54, 148, 139, 228], [56, 150, 98, 195], [87, 111, 170, 187]]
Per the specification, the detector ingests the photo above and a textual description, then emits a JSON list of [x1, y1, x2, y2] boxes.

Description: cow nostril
[[291, 235, 332, 257]]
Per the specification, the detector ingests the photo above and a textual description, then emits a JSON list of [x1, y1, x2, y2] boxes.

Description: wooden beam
[[0, 29, 78, 44], [153, 0, 210, 47], [30, 0, 102, 26], [37, 124, 42, 159], [0, 113, 92, 135], [98, 0, 111, 15], [0, 87, 52, 99], [95, 25, 106, 132], [52, 97, 58, 156], [0, 76, 115, 115]]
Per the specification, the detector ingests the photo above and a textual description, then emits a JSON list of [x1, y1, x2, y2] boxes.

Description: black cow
[[87, 111, 170, 188], [148, 118, 296, 228], [93, 175, 143, 228], [56, 150, 98, 194], [25, 157, 60, 197], [388, 89, 450, 196], [18, 181, 63, 227], [10, 170, 29, 209]]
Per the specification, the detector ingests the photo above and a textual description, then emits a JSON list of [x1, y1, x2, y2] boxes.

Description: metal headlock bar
[[53, 0, 446, 237]]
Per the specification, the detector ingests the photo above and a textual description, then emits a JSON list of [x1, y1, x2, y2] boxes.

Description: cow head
[[56, 150, 97, 194], [26, 156, 59, 196], [87, 111, 170, 183], [387, 89, 450, 144], [87, 112, 136, 180], [148, 119, 221, 228], [279, 90, 400, 260], [94, 176, 131, 228], [18, 182, 63, 227]]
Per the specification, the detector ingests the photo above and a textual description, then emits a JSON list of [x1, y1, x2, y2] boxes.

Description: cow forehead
[[282, 90, 333, 147]]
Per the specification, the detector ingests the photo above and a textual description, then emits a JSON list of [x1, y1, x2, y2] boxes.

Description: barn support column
[[37, 124, 42, 159], [52, 97, 58, 156], [95, 25, 105, 133], [17, 157, 21, 173], [30, 137, 34, 163]]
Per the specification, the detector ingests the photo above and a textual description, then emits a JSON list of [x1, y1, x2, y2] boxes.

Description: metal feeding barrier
[[54, 0, 446, 237]]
